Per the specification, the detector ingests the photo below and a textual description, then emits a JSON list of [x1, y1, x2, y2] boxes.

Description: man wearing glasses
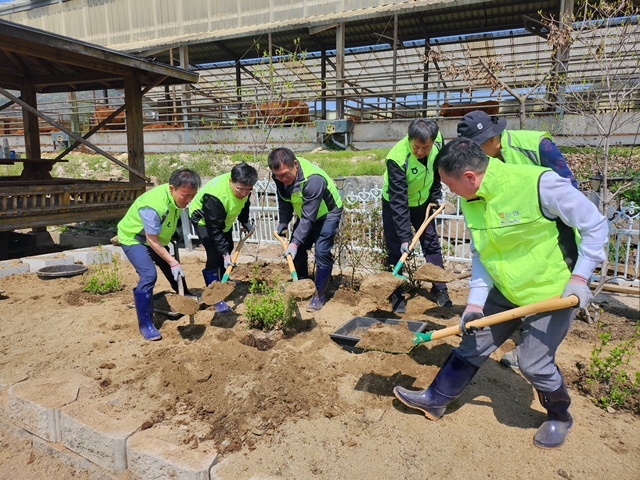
[[268, 147, 343, 312], [189, 162, 258, 311]]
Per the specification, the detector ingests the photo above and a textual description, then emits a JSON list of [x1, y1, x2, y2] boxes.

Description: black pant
[[382, 199, 447, 291]]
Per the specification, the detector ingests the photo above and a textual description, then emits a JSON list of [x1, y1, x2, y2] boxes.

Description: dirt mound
[[355, 322, 415, 353], [230, 261, 291, 283], [359, 272, 405, 300], [165, 294, 200, 315], [413, 263, 455, 283], [201, 282, 235, 305], [284, 279, 316, 299]]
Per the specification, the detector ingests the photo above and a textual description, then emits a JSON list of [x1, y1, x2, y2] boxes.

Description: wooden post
[[124, 75, 145, 183]]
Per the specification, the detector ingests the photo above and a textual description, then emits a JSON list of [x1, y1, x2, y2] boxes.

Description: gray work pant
[[455, 287, 577, 392]]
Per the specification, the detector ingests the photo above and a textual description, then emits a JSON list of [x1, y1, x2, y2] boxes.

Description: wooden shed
[[0, 19, 198, 232]]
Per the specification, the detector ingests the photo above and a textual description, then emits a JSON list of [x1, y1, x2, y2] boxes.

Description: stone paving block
[[63, 247, 113, 265], [101, 244, 128, 262], [6, 374, 91, 442], [0, 260, 30, 278], [19, 253, 74, 272], [60, 396, 146, 474], [127, 427, 218, 480]]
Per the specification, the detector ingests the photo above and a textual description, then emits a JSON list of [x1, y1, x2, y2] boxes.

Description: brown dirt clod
[[165, 294, 200, 315], [358, 272, 405, 300], [413, 263, 456, 283], [284, 279, 316, 299], [355, 322, 415, 353], [201, 282, 235, 305]]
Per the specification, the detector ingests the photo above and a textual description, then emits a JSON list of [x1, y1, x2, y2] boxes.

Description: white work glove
[[223, 254, 236, 269], [241, 221, 255, 234], [169, 262, 184, 282], [459, 303, 484, 334], [400, 242, 411, 255], [562, 274, 592, 308], [277, 223, 289, 237], [284, 243, 298, 260]]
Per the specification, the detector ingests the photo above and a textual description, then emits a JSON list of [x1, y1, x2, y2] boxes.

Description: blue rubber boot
[[306, 267, 331, 312], [133, 288, 162, 341], [533, 383, 573, 449], [202, 268, 231, 313], [393, 351, 479, 420]]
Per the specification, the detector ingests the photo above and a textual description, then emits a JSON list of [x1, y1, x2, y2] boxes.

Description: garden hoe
[[392, 203, 445, 280], [221, 226, 255, 282], [273, 230, 316, 300]]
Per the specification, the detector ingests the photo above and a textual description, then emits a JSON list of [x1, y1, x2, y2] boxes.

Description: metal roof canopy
[[0, 18, 198, 93], [126, 0, 563, 67], [0, 18, 198, 182]]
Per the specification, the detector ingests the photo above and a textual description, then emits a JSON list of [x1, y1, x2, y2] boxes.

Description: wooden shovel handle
[[222, 227, 255, 278], [273, 230, 297, 279], [177, 272, 185, 296], [427, 295, 579, 343], [397, 203, 445, 265]]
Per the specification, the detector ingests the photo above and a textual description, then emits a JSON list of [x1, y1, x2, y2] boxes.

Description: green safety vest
[[282, 157, 342, 218], [382, 132, 443, 206], [500, 129, 552, 166], [117, 184, 181, 247], [462, 159, 572, 305], [189, 173, 248, 232]]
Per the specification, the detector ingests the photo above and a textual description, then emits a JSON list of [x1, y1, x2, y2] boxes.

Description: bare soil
[[165, 293, 200, 315], [359, 272, 405, 301], [283, 278, 316, 299], [355, 322, 416, 354], [0, 250, 639, 480], [201, 281, 236, 305], [413, 262, 456, 283]]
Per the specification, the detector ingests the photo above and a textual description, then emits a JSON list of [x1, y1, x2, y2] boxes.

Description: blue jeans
[[292, 211, 342, 277], [455, 287, 577, 392], [122, 243, 178, 293]]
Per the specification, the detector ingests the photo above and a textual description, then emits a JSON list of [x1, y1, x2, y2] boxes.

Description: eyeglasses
[[233, 184, 253, 193], [273, 168, 295, 181]]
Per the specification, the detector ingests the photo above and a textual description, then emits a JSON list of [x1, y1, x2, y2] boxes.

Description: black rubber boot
[[202, 268, 231, 312], [393, 351, 479, 420], [534, 383, 573, 449], [133, 288, 162, 341], [306, 266, 331, 312], [390, 287, 406, 313]]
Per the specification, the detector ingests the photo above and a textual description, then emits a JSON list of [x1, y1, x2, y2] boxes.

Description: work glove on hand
[[459, 303, 484, 334], [283, 243, 298, 260], [400, 242, 411, 256], [276, 223, 289, 237], [241, 221, 255, 234], [223, 254, 236, 269], [562, 274, 592, 308], [169, 262, 184, 282]]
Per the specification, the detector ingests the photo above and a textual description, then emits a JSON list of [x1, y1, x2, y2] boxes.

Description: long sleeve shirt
[[201, 193, 250, 255]]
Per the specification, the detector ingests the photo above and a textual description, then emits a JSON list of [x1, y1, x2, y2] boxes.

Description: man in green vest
[[457, 110, 578, 187], [189, 162, 258, 312], [268, 147, 343, 312], [117, 168, 201, 341], [458, 110, 579, 370], [382, 118, 451, 312], [393, 138, 608, 449]]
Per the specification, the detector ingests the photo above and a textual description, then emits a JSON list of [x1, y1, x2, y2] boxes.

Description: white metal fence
[[181, 183, 638, 284]]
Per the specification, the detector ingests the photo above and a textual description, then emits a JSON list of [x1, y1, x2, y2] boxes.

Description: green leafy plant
[[82, 252, 124, 294], [586, 322, 640, 411], [245, 269, 295, 330]]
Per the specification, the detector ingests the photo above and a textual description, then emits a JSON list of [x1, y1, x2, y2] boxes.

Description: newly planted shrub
[[245, 269, 295, 330], [82, 253, 124, 294]]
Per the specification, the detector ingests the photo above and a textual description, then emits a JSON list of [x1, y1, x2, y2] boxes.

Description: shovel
[[392, 203, 445, 280], [412, 295, 579, 346], [273, 230, 316, 300], [221, 226, 255, 282], [274, 230, 299, 281]]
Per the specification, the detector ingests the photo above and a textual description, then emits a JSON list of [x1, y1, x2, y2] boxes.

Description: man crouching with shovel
[[393, 138, 608, 448], [117, 168, 201, 341]]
